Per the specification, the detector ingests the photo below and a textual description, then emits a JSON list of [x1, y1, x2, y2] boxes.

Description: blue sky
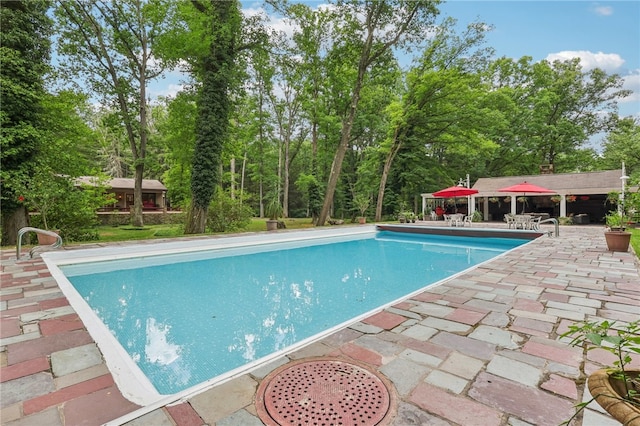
[[155, 1, 640, 120]]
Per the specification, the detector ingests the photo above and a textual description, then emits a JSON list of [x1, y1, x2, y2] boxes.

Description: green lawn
[[630, 227, 640, 255], [94, 217, 319, 243]]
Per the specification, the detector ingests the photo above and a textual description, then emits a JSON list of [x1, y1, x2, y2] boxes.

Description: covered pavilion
[[422, 169, 638, 223]]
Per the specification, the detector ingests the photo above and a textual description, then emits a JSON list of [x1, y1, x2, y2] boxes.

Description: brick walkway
[[1, 224, 638, 426]]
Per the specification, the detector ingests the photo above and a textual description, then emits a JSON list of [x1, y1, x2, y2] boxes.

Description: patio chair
[[530, 216, 542, 230], [504, 214, 516, 229], [514, 215, 530, 229], [463, 215, 473, 227]]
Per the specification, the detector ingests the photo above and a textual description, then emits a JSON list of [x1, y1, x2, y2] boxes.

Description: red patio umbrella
[[498, 181, 555, 213], [432, 186, 479, 213], [432, 186, 479, 198]]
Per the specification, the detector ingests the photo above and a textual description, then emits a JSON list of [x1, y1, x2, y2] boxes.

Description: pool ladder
[[538, 218, 559, 237], [16, 227, 63, 261]]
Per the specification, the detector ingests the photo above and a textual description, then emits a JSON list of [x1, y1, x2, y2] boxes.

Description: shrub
[[206, 191, 254, 233], [23, 174, 111, 242]]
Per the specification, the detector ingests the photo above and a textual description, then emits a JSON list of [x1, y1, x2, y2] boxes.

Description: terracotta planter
[[37, 230, 60, 245], [604, 230, 631, 252], [587, 369, 640, 424], [358, 217, 366, 224], [266, 220, 279, 231]]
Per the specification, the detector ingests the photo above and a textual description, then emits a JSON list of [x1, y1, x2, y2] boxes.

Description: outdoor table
[[444, 213, 465, 226]]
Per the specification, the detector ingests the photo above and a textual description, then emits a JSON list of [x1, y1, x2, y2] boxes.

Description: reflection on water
[[68, 232, 523, 394], [145, 318, 181, 365]]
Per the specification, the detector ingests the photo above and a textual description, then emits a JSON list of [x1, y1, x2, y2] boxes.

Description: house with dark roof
[[75, 176, 167, 211], [422, 169, 638, 223]]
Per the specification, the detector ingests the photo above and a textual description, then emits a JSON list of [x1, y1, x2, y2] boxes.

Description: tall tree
[[483, 57, 630, 175], [374, 18, 494, 220], [529, 59, 628, 169], [602, 117, 640, 181], [0, 0, 52, 244], [315, 0, 441, 226], [55, 0, 168, 227], [181, 0, 242, 234]]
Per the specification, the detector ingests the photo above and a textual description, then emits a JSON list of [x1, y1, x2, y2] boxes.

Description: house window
[[142, 193, 156, 208]]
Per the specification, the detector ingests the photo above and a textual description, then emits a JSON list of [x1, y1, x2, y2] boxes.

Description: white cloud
[[149, 83, 184, 100], [545, 50, 625, 73], [592, 5, 614, 16]]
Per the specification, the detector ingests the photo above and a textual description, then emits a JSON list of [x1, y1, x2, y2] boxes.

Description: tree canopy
[[2, 0, 637, 240]]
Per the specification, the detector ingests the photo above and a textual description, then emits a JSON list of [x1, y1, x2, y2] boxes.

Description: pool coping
[[376, 223, 545, 239]]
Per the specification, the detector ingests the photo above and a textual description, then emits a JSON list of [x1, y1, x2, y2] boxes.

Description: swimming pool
[[44, 226, 531, 405]]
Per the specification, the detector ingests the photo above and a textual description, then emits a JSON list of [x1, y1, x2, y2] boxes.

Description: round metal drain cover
[[256, 357, 395, 426]]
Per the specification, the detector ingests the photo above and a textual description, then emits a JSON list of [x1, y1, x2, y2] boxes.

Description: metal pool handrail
[[16, 227, 63, 260], [538, 218, 559, 237]]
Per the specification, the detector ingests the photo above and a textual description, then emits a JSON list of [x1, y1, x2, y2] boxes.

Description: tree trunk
[[131, 165, 144, 227], [230, 156, 235, 199], [316, 76, 364, 226], [283, 136, 290, 218], [185, 202, 207, 234], [1, 206, 29, 246], [375, 128, 403, 221], [240, 151, 247, 203]]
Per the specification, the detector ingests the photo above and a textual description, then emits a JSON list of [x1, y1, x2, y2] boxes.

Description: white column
[[560, 195, 567, 217], [483, 197, 489, 221], [511, 198, 517, 215]]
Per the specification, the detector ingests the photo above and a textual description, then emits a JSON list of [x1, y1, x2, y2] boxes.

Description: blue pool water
[[61, 230, 524, 395]]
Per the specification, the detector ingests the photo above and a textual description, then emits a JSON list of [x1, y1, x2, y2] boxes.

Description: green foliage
[[23, 175, 112, 242], [558, 216, 573, 225], [179, 1, 243, 233], [206, 191, 254, 233], [605, 211, 626, 229], [601, 118, 640, 183], [353, 193, 371, 217], [560, 319, 640, 424], [264, 196, 283, 220], [34, 0, 637, 239], [158, 91, 198, 209], [0, 0, 52, 236], [295, 172, 323, 219], [16, 170, 68, 230], [55, 0, 172, 227]]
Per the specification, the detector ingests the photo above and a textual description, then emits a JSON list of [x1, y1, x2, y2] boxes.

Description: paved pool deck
[[1, 222, 639, 426]]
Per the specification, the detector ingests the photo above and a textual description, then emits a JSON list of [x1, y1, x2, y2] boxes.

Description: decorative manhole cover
[[255, 357, 396, 426]]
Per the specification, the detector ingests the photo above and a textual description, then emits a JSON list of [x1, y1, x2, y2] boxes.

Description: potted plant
[[471, 210, 483, 222], [353, 194, 370, 224], [405, 211, 416, 223], [605, 211, 631, 252], [265, 197, 283, 231], [561, 320, 640, 425]]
